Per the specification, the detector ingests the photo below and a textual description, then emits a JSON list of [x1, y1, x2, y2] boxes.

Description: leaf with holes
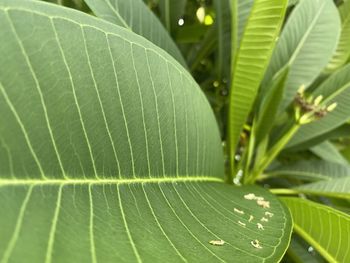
[[0, 0, 292, 262]]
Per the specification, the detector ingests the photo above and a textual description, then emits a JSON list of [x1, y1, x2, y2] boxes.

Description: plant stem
[[248, 123, 300, 183]]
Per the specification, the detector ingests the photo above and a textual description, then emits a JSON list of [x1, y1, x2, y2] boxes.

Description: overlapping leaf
[[263, 0, 341, 109], [84, 0, 186, 66], [0, 0, 292, 261], [282, 198, 350, 262]]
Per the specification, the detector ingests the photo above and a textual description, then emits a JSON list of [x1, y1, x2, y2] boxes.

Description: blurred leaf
[[289, 64, 350, 147], [263, 0, 341, 109], [285, 124, 350, 152], [310, 141, 349, 165], [228, 0, 288, 165], [255, 66, 289, 144], [296, 177, 350, 198], [175, 24, 209, 43], [286, 235, 322, 263], [268, 160, 350, 181], [84, 0, 187, 66], [282, 198, 350, 263], [326, 0, 350, 71]]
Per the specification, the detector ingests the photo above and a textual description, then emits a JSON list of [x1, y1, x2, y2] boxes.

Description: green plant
[[0, 0, 350, 262]]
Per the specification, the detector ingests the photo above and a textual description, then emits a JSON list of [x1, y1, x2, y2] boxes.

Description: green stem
[[248, 123, 300, 183], [227, 0, 238, 183]]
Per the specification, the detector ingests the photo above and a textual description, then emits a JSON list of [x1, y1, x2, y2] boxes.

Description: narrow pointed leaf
[[228, 0, 288, 164], [84, 0, 187, 66], [282, 198, 350, 263], [0, 0, 292, 261]]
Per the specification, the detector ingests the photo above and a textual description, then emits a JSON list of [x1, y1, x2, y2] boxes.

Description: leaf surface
[[0, 0, 292, 261], [282, 198, 350, 263]]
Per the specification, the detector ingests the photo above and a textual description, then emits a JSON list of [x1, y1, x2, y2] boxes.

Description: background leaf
[[282, 198, 350, 262], [0, 0, 292, 261], [310, 141, 349, 165], [263, 0, 341, 109], [157, 0, 186, 33], [84, 0, 187, 66], [326, 0, 350, 72]]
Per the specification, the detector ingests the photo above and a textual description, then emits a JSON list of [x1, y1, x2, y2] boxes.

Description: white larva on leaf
[[261, 217, 268, 222], [244, 193, 256, 200], [249, 215, 254, 222], [234, 208, 244, 214], [265, 211, 274, 217], [257, 223, 264, 230], [238, 221, 246, 227], [251, 239, 262, 249], [209, 240, 225, 246], [257, 199, 270, 208]]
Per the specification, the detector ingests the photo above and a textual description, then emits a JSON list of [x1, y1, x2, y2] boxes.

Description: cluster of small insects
[[294, 84, 337, 124], [209, 193, 274, 249]]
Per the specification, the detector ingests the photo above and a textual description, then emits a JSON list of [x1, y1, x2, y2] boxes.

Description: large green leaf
[[84, 0, 187, 66], [288, 64, 350, 148], [263, 0, 341, 109], [0, 0, 292, 261], [228, 0, 288, 166], [282, 198, 350, 262], [326, 0, 350, 71]]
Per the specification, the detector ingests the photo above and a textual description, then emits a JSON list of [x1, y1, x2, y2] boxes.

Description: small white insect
[[257, 223, 264, 230], [244, 193, 256, 200], [238, 221, 246, 227], [234, 208, 244, 214], [249, 215, 254, 222], [255, 196, 264, 201], [265, 211, 274, 218], [209, 240, 225, 246], [261, 217, 268, 222], [257, 200, 270, 209], [251, 239, 262, 249]]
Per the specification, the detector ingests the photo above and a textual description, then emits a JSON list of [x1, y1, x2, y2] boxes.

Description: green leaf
[[84, 0, 187, 66], [285, 124, 350, 152], [255, 66, 289, 144], [228, 0, 288, 168], [288, 64, 350, 148], [310, 141, 349, 165], [286, 235, 320, 263], [326, 0, 350, 71], [0, 0, 292, 261], [268, 160, 350, 181], [263, 0, 341, 109], [237, 0, 254, 46], [296, 177, 350, 199], [282, 198, 350, 262]]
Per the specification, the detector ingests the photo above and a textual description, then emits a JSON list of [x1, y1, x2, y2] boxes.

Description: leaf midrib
[[0, 176, 224, 186]]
